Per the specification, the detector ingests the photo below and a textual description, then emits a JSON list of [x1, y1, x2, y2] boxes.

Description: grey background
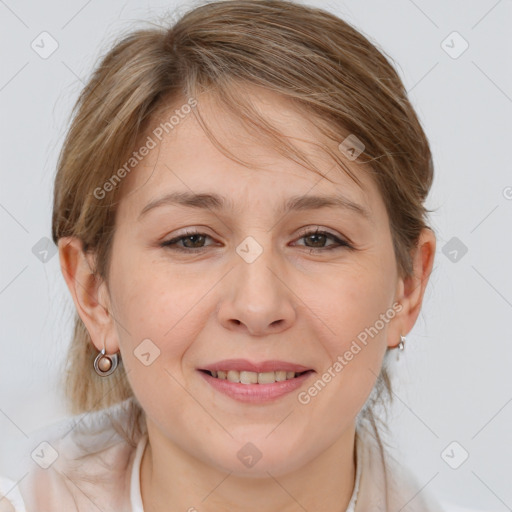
[[1, 0, 511, 510]]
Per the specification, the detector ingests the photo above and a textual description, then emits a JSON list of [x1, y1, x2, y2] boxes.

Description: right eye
[[160, 230, 216, 253]]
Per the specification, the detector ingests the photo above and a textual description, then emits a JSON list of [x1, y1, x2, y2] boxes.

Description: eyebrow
[[137, 191, 371, 221]]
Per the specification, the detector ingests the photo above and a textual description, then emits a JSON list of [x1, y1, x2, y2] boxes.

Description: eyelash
[[160, 228, 353, 254]]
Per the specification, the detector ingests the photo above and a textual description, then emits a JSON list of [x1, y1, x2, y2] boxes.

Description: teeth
[[275, 371, 287, 381], [227, 370, 239, 382], [242, 371, 259, 384], [210, 369, 302, 384]]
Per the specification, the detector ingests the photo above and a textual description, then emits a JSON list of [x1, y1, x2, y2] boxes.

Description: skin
[[59, 85, 436, 512]]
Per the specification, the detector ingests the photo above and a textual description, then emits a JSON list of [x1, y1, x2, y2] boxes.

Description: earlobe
[[57, 236, 118, 354]]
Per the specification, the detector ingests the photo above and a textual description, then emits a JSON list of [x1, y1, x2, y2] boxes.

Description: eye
[[160, 227, 353, 254], [160, 229, 216, 253], [292, 227, 353, 253]]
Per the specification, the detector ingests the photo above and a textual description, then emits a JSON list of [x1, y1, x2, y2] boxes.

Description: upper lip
[[199, 359, 314, 373]]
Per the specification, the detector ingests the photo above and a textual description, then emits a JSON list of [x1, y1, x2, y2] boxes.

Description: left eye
[[293, 229, 351, 252], [160, 228, 352, 253]]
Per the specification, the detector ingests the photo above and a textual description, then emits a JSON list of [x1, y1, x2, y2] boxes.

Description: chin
[[203, 437, 309, 478]]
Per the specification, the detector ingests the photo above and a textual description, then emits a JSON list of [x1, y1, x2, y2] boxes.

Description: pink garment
[[0, 396, 443, 511]]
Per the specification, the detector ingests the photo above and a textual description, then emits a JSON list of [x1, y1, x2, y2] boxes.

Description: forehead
[[117, 86, 380, 220]]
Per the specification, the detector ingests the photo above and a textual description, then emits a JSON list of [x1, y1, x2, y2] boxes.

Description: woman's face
[[103, 88, 412, 476]]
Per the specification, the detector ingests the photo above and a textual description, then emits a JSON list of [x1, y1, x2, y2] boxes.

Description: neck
[[139, 422, 357, 512]]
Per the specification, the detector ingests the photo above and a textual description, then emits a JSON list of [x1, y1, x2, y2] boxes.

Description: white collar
[[130, 433, 148, 511]]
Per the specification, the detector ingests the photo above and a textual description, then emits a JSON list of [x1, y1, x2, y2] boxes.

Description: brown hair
[[52, 0, 433, 446]]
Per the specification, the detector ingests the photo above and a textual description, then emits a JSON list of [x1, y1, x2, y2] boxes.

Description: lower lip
[[198, 370, 315, 403]]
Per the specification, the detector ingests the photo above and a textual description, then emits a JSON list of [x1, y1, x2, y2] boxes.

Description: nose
[[217, 248, 297, 336]]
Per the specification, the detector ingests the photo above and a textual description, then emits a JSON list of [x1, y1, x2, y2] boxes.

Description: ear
[[388, 228, 436, 347], [58, 236, 119, 354]]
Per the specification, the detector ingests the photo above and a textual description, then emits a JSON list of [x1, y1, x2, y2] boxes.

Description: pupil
[[184, 235, 204, 248], [307, 234, 325, 247]]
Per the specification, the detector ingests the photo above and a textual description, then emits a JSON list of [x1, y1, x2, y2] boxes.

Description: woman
[[0, 0, 441, 510]]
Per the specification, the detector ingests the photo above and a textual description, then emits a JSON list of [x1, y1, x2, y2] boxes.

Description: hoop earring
[[93, 341, 119, 377]]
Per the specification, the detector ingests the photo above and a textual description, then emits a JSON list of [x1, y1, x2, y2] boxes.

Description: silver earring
[[397, 335, 406, 351], [93, 342, 119, 377]]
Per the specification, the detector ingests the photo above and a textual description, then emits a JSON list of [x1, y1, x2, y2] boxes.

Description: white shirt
[[0, 396, 441, 511]]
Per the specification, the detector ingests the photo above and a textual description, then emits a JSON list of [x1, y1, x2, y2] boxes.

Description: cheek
[[108, 247, 216, 366], [322, 258, 396, 342], [294, 279, 394, 431], [108, 255, 213, 417], [311, 250, 397, 388]]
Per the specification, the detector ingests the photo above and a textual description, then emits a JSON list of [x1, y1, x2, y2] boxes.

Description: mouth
[[197, 361, 316, 403], [198, 369, 314, 384]]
